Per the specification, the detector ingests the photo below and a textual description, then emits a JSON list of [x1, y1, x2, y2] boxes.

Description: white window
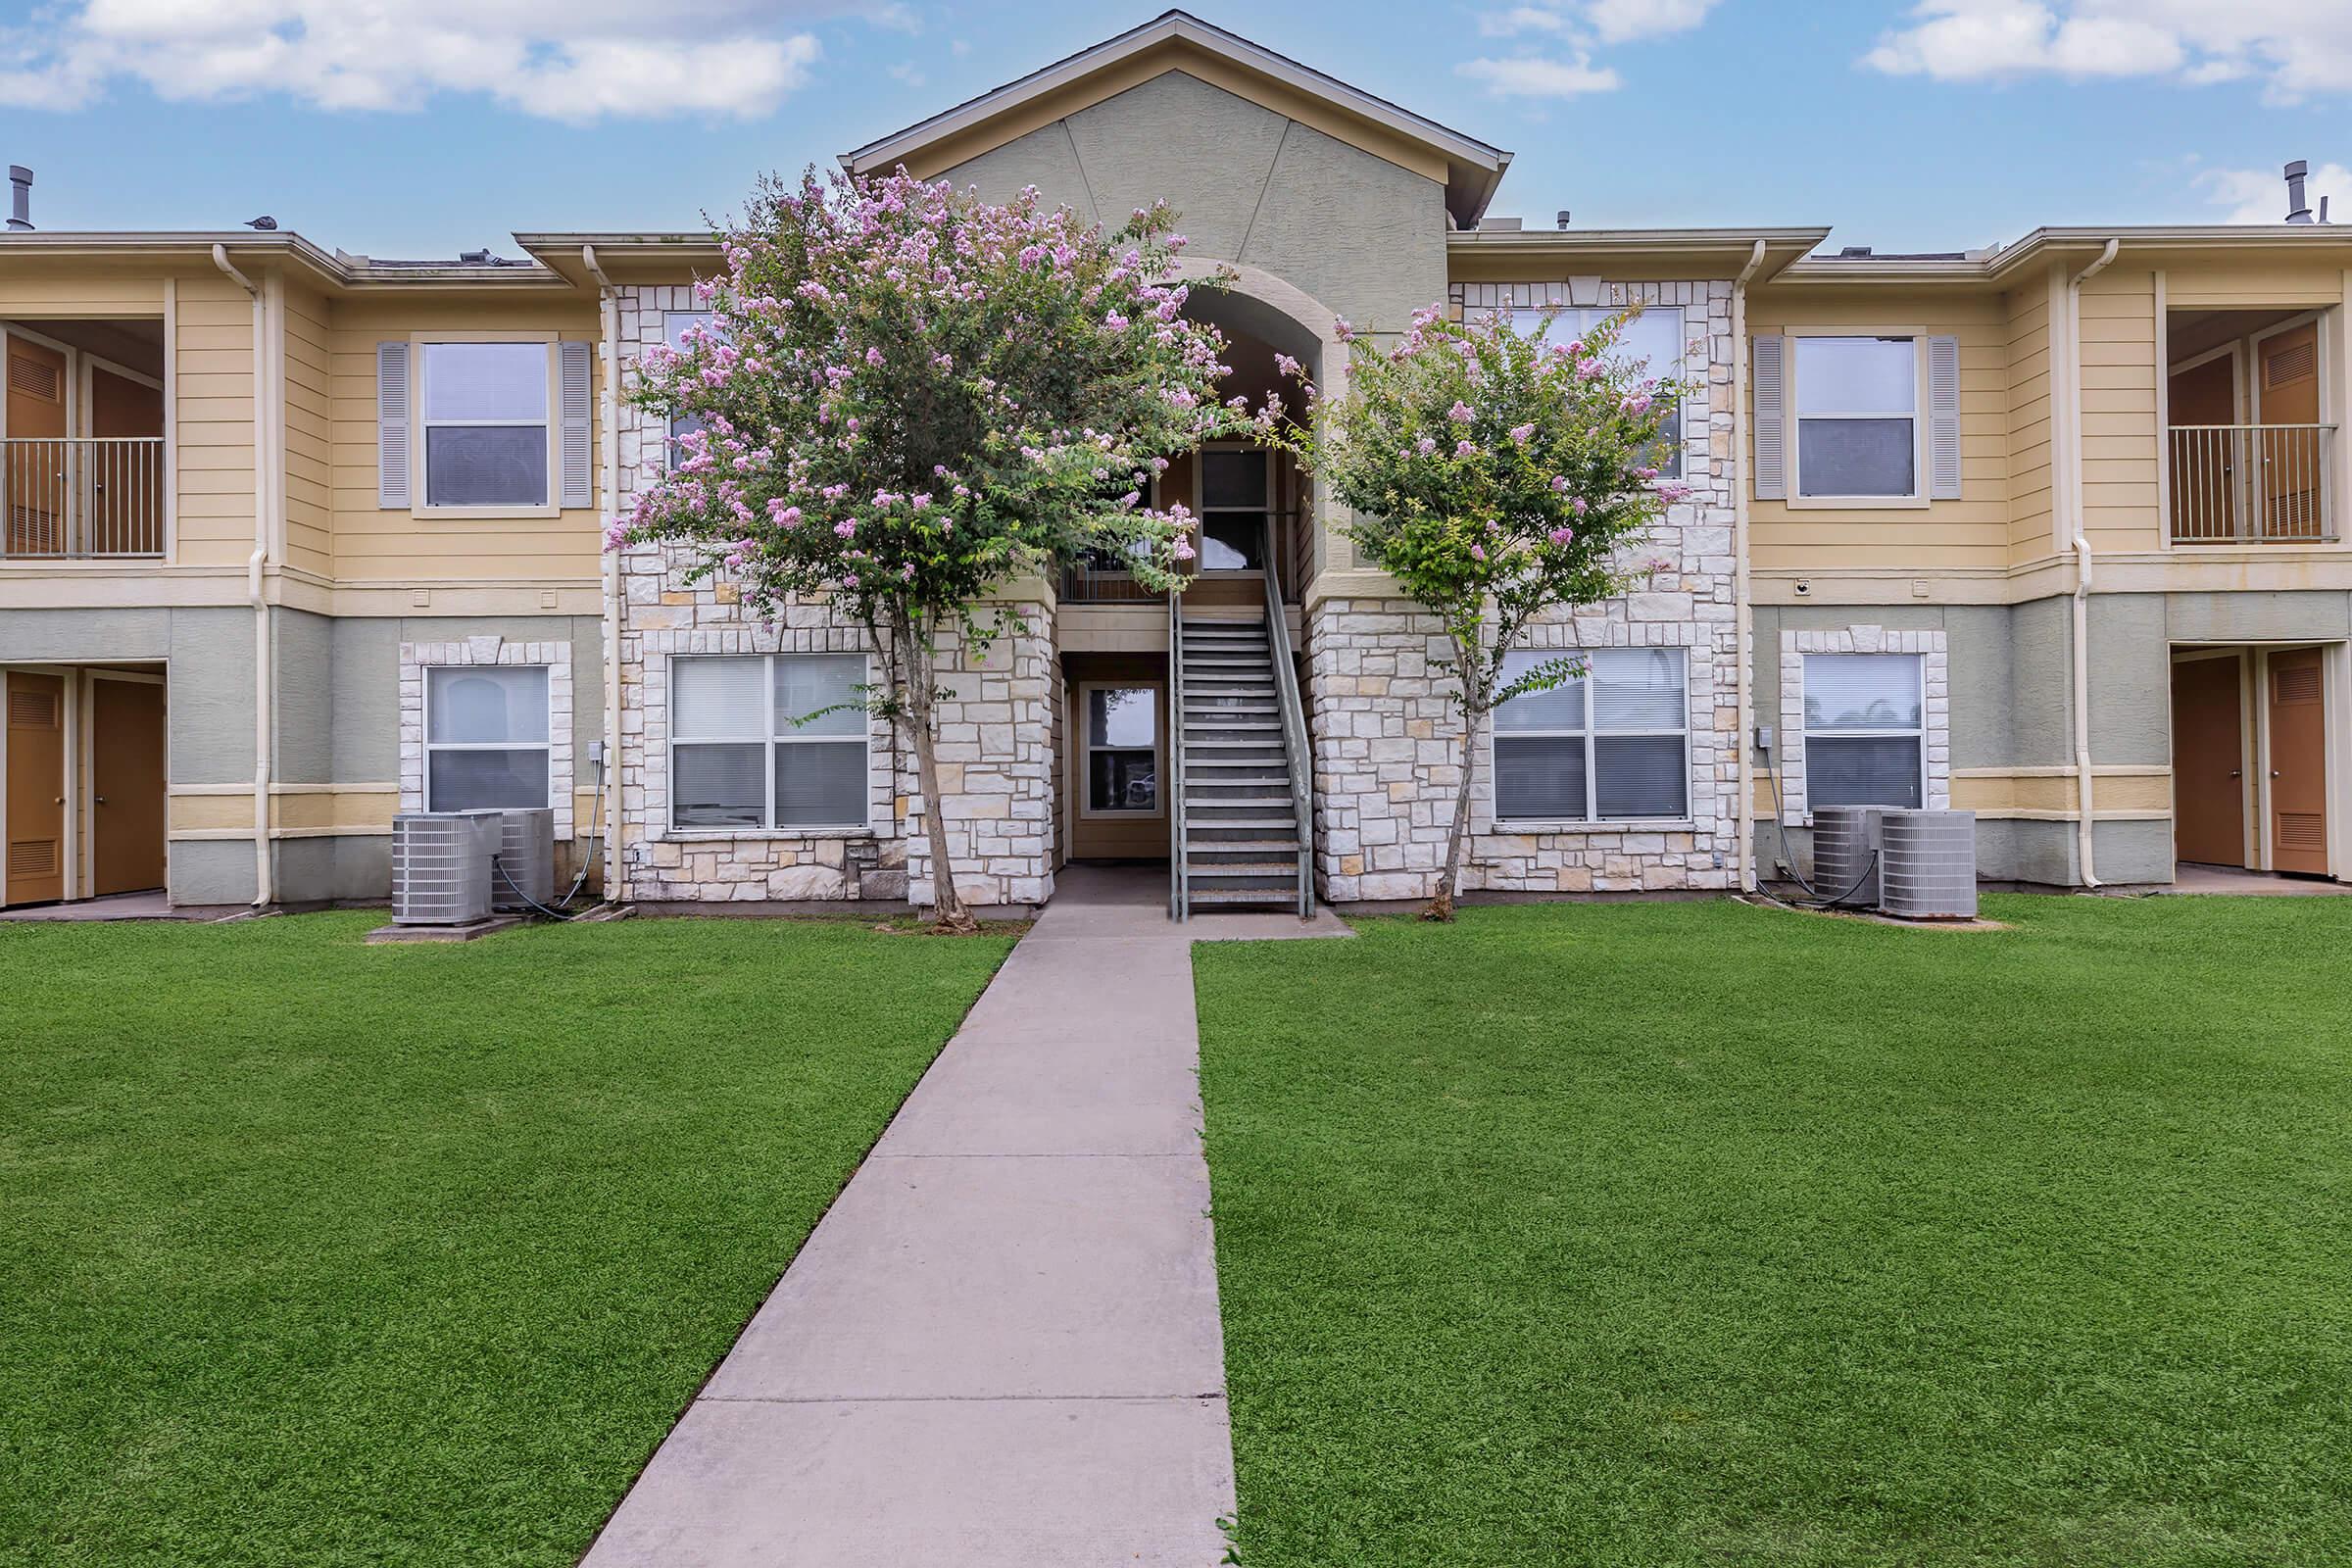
[[1493, 647, 1689, 821], [424, 665, 551, 811], [1197, 446, 1269, 570], [1082, 686, 1160, 814], [670, 654, 869, 830], [1792, 336, 1919, 499], [1802, 654, 1925, 808], [419, 342, 551, 508], [1509, 305, 1686, 475], [662, 313, 718, 471]]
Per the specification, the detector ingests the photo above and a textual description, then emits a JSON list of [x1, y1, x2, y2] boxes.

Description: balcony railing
[[2168, 423, 2335, 544], [3, 437, 167, 559]]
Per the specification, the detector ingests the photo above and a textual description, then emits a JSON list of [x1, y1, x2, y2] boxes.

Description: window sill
[[1783, 493, 1931, 511], [1488, 818, 1698, 834], [661, 825, 880, 843], [410, 505, 566, 522]]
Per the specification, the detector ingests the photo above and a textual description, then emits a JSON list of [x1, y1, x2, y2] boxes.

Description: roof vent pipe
[[2284, 160, 2314, 223], [1555, 210, 1570, 230], [6, 167, 30, 231]]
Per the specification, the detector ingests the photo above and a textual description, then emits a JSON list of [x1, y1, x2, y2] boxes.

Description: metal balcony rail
[[2, 437, 167, 559], [2168, 423, 2335, 544]]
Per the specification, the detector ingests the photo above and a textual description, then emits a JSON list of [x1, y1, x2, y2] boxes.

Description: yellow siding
[[324, 296, 602, 582], [2165, 257, 2347, 309], [2004, 273, 2054, 559], [172, 273, 260, 569], [0, 274, 168, 314], [1746, 287, 2012, 571], [282, 283, 333, 576], [2079, 269, 2160, 553]]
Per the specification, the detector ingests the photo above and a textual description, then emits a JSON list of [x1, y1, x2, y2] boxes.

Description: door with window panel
[[1801, 655, 1925, 809], [1196, 447, 1270, 572]]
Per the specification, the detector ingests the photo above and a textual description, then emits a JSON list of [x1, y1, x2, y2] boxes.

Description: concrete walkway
[[584, 865, 1348, 1567]]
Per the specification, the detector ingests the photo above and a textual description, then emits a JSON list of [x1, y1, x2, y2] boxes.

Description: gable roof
[[840, 10, 1510, 229]]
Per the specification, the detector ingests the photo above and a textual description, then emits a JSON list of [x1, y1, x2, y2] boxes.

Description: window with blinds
[[1493, 647, 1690, 822], [671, 654, 870, 830], [1802, 654, 1925, 809]]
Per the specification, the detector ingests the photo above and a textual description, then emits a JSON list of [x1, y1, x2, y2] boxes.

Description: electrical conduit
[[583, 245, 623, 903], [1732, 238, 1767, 893]]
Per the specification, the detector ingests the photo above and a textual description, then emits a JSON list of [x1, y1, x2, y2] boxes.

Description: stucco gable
[[842, 11, 1506, 229]]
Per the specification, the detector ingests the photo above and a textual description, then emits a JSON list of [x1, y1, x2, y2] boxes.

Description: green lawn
[[0, 911, 1010, 1568], [1195, 896, 2352, 1568]]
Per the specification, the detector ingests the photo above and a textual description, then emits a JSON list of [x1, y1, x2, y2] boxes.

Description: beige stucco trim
[[0, 567, 600, 614]]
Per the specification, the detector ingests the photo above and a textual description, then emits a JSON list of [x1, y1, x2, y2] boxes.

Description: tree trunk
[[1426, 644, 1485, 923], [899, 608, 977, 934]]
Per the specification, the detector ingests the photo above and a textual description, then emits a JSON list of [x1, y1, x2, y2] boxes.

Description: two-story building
[[4, 11, 2347, 915]]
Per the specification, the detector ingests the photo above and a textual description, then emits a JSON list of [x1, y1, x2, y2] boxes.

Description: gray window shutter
[[376, 341, 411, 509], [1751, 333, 1787, 501], [559, 339, 594, 509], [1927, 334, 1962, 500]]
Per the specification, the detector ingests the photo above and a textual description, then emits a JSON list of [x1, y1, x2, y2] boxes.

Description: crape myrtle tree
[[1262, 302, 1691, 920], [622, 169, 1247, 932]]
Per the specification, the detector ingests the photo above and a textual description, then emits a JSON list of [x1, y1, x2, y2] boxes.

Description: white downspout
[[584, 246, 624, 903], [1732, 239, 1767, 893], [214, 243, 273, 906], [2065, 238, 2119, 889]]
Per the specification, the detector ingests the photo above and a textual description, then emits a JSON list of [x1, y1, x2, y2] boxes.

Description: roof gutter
[[213, 243, 274, 907], [1732, 238, 1767, 893], [2064, 237, 2120, 889]]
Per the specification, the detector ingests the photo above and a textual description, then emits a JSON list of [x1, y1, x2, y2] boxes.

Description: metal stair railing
[[1168, 586, 1190, 921], [1260, 521, 1316, 917]]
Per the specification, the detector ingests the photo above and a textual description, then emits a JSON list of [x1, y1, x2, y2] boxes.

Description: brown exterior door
[[2268, 649, 2329, 875], [86, 366, 165, 556], [92, 677, 167, 896], [6, 334, 70, 557], [2167, 354, 2236, 542], [2171, 656, 2247, 868], [6, 671, 67, 905], [2256, 323, 2323, 541]]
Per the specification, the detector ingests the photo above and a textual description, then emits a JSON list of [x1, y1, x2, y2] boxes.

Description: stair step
[[1183, 735, 1285, 746], [1187, 837, 1300, 855], [1186, 860, 1298, 876], [1187, 886, 1301, 906], [1184, 815, 1298, 829]]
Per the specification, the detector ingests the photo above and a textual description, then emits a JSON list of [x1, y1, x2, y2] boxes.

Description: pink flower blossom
[[1508, 422, 1535, 445], [1447, 401, 1474, 423], [1470, 543, 1487, 561], [834, 519, 857, 538], [1416, 436, 1438, 455], [864, 346, 885, 367], [1454, 439, 1478, 458], [1547, 526, 1575, 546]]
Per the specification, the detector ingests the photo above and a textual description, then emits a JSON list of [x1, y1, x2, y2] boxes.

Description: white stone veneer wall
[[610, 283, 1054, 906], [1309, 278, 1741, 900]]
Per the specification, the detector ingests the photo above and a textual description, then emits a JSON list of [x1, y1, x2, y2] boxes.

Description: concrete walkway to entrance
[[583, 864, 1348, 1567]]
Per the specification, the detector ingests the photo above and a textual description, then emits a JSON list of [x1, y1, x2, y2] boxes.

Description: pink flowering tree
[[623, 169, 1241, 931], [1264, 304, 1690, 920]]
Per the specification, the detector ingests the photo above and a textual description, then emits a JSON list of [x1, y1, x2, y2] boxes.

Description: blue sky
[[1, 1, 2345, 257]]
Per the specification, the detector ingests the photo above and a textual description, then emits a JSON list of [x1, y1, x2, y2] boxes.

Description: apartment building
[[3, 12, 2346, 914]]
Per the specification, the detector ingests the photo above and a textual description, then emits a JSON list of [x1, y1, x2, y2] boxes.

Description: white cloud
[[887, 59, 924, 87], [1863, 0, 2352, 101], [1461, 0, 1717, 96], [1456, 52, 1621, 96], [0, 0, 887, 120], [2198, 160, 2352, 222]]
